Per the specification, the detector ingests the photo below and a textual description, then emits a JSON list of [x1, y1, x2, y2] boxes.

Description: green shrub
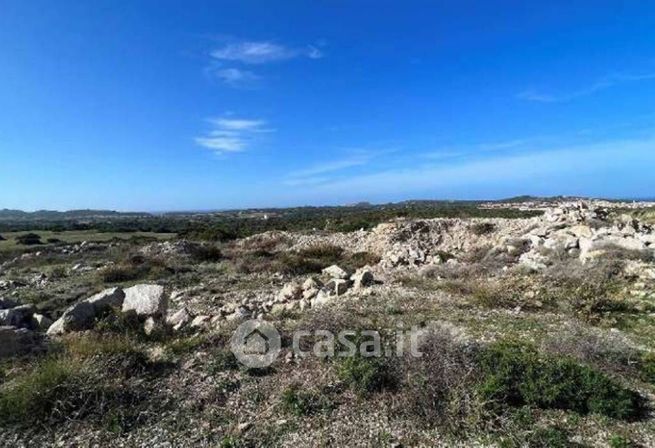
[[297, 244, 344, 260], [48, 265, 68, 280], [280, 384, 334, 416], [638, 352, 655, 384], [609, 434, 637, 448], [477, 342, 644, 419], [524, 426, 571, 448], [15, 232, 42, 245], [345, 251, 382, 269], [0, 357, 76, 424], [191, 244, 223, 262], [99, 264, 148, 283], [337, 356, 398, 395], [276, 253, 324, 275]]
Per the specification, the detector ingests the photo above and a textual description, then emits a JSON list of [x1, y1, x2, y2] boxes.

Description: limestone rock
[[190, 315, 210, 329], [326, 279, 351, 296], [302, 277, 323, 291], [351, 268, 374, 290], [31, 313, 53, 331], [277, 282, 302, 302], [87, 287, 125, 310], [322, 265, 350, 279], [47, 301, 96, 335], [0, 304, 35, 328], [122, 284, 167, 317], [167, 307, 193, 331], [225, 306, 251, 322]]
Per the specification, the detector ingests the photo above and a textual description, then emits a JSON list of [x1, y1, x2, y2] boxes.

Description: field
[[1, 200, 655, 447], [0, 230, 174, 252]]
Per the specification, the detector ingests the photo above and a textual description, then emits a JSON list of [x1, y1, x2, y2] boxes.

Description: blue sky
[[1, 1, 654, 211]]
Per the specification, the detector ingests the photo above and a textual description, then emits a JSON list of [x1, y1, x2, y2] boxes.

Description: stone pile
[[266, 264, 376, 313], [509, 203, 655, 271]]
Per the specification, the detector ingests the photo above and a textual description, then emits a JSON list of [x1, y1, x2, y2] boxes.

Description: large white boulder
[[87, 287, 125, 309], [122, 284, 168, 317]]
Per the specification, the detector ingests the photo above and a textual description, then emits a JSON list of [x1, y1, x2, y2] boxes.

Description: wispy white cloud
[[214, 68, 260, 87], [296, 137, 655, 199], [195, 117, 273, 154], [285, 150, 392, 186], [519, 71, 655, 103], [424, 138, 534, 160], [208, 39, 324, 87], [211, 41, 323, 65]]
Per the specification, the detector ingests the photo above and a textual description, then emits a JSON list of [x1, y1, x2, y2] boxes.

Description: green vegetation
[[0, 201, 541, 240], [337, 355, 398, 396], [232, 243, 380, 275], [280, 384, 334, 416], [477, 341, 644, 419], [0, 229, 174, 252], [15, 232, 42, 245], [0, 334, 171, 430], [609, 434, 637, 448]]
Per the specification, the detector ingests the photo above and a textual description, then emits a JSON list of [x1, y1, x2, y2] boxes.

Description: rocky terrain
[[1, 200, 655, 447]]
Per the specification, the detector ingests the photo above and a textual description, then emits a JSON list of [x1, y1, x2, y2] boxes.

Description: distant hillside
[[0, 209, 149, 221]]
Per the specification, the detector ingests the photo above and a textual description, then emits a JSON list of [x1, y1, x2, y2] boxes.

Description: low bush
[[48, 265, 68, 280], [297, 243, 344, 260], [15, 232, 42, 245], [399, 331, 482, 433], [280, 383, 334, 416], [523, 426, 572, 448], [0, 356, 148, 430], [190, 244, 223, 262], [99, 263, 149, 283], [477, 341, 645, 420], [609, 434, 637, 448], [638, 352, 655, 384], [99, 255, 173, 283], [337, 355, 398, 396]]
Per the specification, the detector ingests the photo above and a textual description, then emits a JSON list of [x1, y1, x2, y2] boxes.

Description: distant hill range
[[0, 209, 149, 221], [1, 196, 652, 222]]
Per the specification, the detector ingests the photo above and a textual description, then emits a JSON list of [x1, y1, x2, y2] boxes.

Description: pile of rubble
[[276, 201, 654, 274], [266, 265, 376, 314], [511, 202, 655, 271]]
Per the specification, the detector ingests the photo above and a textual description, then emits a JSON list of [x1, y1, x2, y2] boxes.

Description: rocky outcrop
[[166, 307, 193, 331], [0, 304, 35, 327], [48, 287, 126, 335], [122, 284, 168, 317]]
